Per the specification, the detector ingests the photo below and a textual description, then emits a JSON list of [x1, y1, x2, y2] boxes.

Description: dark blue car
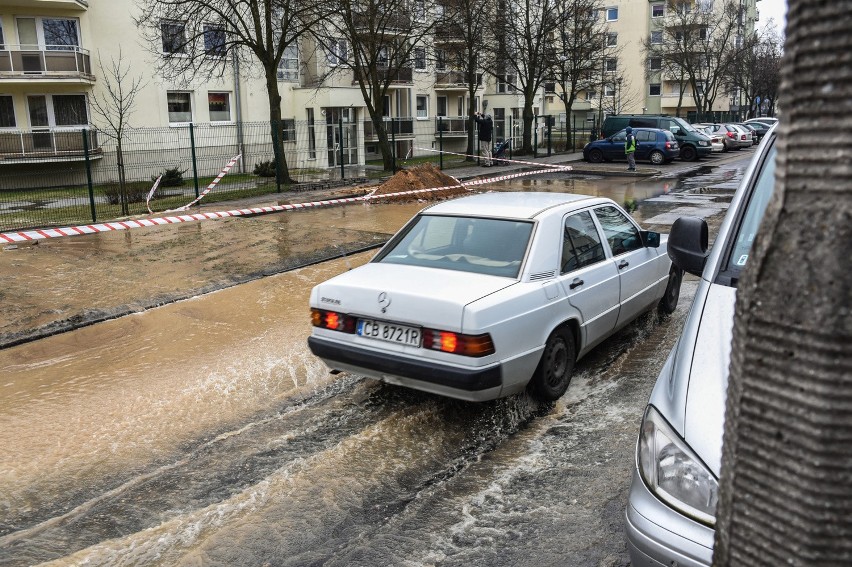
[[583, 128, 680, 165]]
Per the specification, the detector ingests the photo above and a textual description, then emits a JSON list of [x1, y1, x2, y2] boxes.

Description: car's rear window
[[374, 215, 533, 278]]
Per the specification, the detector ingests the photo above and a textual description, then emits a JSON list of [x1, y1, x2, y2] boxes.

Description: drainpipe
[[234, 54, 245, 173]]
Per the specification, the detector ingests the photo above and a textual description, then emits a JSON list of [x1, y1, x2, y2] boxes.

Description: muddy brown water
[[0, 172, 731, 566]]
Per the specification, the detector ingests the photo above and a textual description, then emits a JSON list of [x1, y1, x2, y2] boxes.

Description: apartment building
[[0, 0, 755, 180]]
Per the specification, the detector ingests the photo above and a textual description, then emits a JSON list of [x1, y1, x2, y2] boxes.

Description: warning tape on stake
[[164, 154, 242, 212], [0, 164, 561, 244], [414, 147, 574, 172]]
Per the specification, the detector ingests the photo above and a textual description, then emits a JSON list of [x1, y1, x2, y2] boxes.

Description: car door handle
[[618, 260, 629, 269], [569, 278, 584, 289]]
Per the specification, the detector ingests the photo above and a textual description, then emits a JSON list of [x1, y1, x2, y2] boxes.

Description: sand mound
[[369, 164, 470, 202]]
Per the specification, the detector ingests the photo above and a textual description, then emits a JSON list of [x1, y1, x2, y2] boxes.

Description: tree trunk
[[265, 73, 295, 185], [521, 103, 535, 154], [713, 1, 852, 565]]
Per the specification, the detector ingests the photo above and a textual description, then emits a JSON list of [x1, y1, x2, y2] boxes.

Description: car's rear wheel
[[530, 327, 576, 401], [680, 145, 697, 161], [649, 150, 665, 165], [658, 267, 683, 315], [587, 149, 604, 163]]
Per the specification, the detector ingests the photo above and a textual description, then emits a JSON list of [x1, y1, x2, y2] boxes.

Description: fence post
[[534, 115, 538, 158], [391, 118, 397, 173], [439, 117, 444, 170], [189, 123, 200, 199], [508, 116, 513, 161], [339, 117, 345, 180], [572, 115, 577, 152], [272, 120, 282, 193], [82, 129, 96, 223], [547, 115, 552, 156]]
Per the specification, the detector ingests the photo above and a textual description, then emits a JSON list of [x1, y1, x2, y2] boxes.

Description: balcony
[[435, 116, 469, 137], [435, 70, 470, 90], [352, 13, 412, 34], [0, 128, 102, 162], [363, 118, 415, 141], [434, 23, 465, 44], [0, 46, 94, 83], [352, 66, 413, 87], [0, 0, 88, 9]]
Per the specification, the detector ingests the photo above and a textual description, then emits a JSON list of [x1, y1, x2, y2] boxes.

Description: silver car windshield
[[374, 215, 533, 278], [724, 142, 777, 278]]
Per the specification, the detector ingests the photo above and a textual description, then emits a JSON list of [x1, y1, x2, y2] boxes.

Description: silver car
[[308, 192, 681, 402], [624, 127, 777, 565]]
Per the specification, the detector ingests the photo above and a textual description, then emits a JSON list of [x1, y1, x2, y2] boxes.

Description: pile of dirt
[[369, 163, 471, 202]]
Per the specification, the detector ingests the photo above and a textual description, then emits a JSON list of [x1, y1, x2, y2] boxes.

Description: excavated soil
[[368, 164, 471, 202]]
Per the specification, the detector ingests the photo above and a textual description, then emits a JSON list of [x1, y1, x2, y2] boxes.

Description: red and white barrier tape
[[164, 154, 242, 213], [0, 167, 554, 244], [145, 175, 162, 215], [414, 147, 573, 172]]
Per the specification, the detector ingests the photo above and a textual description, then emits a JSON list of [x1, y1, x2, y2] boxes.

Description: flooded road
[[0, 155, 751, 566]]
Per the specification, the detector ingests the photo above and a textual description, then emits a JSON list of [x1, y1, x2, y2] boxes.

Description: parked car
[[584, 128, 680, 165], [601, 114, 713, 161], [308, 192, 682, 402], [624, 126, 778, 566], [694, 125, 724, 152], [700, 124, 742, 152], [730, 124, 754, 148], [736, 121, 770, 144], [745, 117, 778, 127]]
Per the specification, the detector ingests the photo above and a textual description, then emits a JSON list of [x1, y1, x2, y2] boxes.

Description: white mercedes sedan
[[308, 192, 681, 402]]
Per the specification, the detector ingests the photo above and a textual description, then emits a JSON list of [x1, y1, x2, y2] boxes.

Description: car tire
[[530, 327, 576, 401], [680, 145, 697, 161], [649, 150, 665, 165], [658, 267, 683, 315], [588, 149, 604, 163]]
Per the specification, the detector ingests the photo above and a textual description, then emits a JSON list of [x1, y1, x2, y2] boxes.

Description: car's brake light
[[726, 132, 735, 138], [422, 329, 495, 357], [311, 308, 356, 333], [665, 141, 671, 149]]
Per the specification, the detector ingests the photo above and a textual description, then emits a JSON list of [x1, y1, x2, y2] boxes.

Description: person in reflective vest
[[625, 126, 637, 171]]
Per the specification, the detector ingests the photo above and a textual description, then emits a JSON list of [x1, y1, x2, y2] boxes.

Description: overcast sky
[[757, 0, 788, 34]]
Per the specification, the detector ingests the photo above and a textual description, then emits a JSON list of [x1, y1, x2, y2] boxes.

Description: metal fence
[[0, 116, 581, 232]]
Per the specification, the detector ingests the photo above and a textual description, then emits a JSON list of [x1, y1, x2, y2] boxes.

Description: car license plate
[[357, 319, 421, 347]]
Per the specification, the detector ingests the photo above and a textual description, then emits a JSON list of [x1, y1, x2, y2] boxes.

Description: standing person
[[625, 126, 637, 171], [474, 111, 493, 166]]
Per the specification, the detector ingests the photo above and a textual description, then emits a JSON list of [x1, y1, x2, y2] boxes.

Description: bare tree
[[89, 48, 147, 216], [646, 0, 742, 119], [135, 0, 327, 184], [713, 1, 852, 564], [487, 0, 562, 153], [726, 23, 782, 119], [435, 0, 491, 160], [550, 0, 609, 149], [312, 0, 436, 171]]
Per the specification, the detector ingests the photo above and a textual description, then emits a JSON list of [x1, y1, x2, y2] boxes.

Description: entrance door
[[324, 107, 358, 167], [27, 95, 52, 151]]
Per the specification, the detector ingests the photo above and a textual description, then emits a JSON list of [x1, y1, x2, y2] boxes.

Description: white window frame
[[414, 47, 426, 71], [649, 83, 662, 96], [605, 7, 618, 21], [605, 58, 617, 73], [160, 20, 187, 55], [167, 91, 193, 125], [650, 31, 663, 44], [649, 57, 662, 71], [604, 84, 615, 97], [651, 4, 665, 18], [278, 43, 299, 81], [0, 94, 16, 128], [16, 16, 81, 51], [203, 23, 226, 57], [416, 94, 429, 119], [327, 38, 348, 66], [208, 91, 232, 123], [607, 32, 617, 46]]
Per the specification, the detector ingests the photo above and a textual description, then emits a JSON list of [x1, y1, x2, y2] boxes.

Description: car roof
[[422, 192, 604, 219]]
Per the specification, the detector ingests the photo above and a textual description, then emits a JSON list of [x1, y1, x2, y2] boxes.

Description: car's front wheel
[[680, 145, 697, 161], [587, 149, 604, 163], [649, 150, 665, 165], [658, 267, 683, 315], [530, 327, 576, 401]]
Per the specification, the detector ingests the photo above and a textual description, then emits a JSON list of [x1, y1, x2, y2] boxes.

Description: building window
[[604, 84, 615, 97], [167, 92, 192, 123], [327, 38, 347, 66], [204, 24, 226, 56], [544, 81, 556, 93], [0, 95, 15, 127], [416, 95, 428, 119], [649, 83, 661, 96], [377, 46, 388, 69], [606, 7, 618, 21], [652, 4, 664, 18], [414, 47, 426, 71], [414, 0, 426, 21], [0, 21, 5, 50], [208, 92, 231, 122], [278, 44, 299, 81], [42, 18, 80, 50], [650, 31, 663, 44], [497, 75, 516, 93], [694, 82, 705, 96], [437, 96, 447, 117], [607, 32, 617, 46], [161, 20, 186, 54], [649, 57, 662, 71], [586, 90, 597, 101], [26, 94, 87, 127], [699, 27, 708, 41], [587, 9, 599, 21], [605, 58, 617, 72], [436, 48, 446, 71], [282, 118, 295, 142]]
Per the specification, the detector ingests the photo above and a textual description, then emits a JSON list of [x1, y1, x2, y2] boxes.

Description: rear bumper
[[307, 335, 504, 401]]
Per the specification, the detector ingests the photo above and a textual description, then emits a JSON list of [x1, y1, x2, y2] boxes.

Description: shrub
[[253, 160, 277, 177], [103, 182, 153, 205], [153, 166, 186, 187]]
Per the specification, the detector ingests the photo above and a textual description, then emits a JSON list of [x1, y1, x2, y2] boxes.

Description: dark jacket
[[475, 114, 493, 141]]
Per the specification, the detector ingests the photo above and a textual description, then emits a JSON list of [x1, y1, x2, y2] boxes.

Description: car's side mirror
[[668, 217, 709, 276], [641, 230, 660, 248]]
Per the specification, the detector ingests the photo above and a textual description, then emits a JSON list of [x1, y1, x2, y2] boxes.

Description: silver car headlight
[[637, 405, 718, 526]]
